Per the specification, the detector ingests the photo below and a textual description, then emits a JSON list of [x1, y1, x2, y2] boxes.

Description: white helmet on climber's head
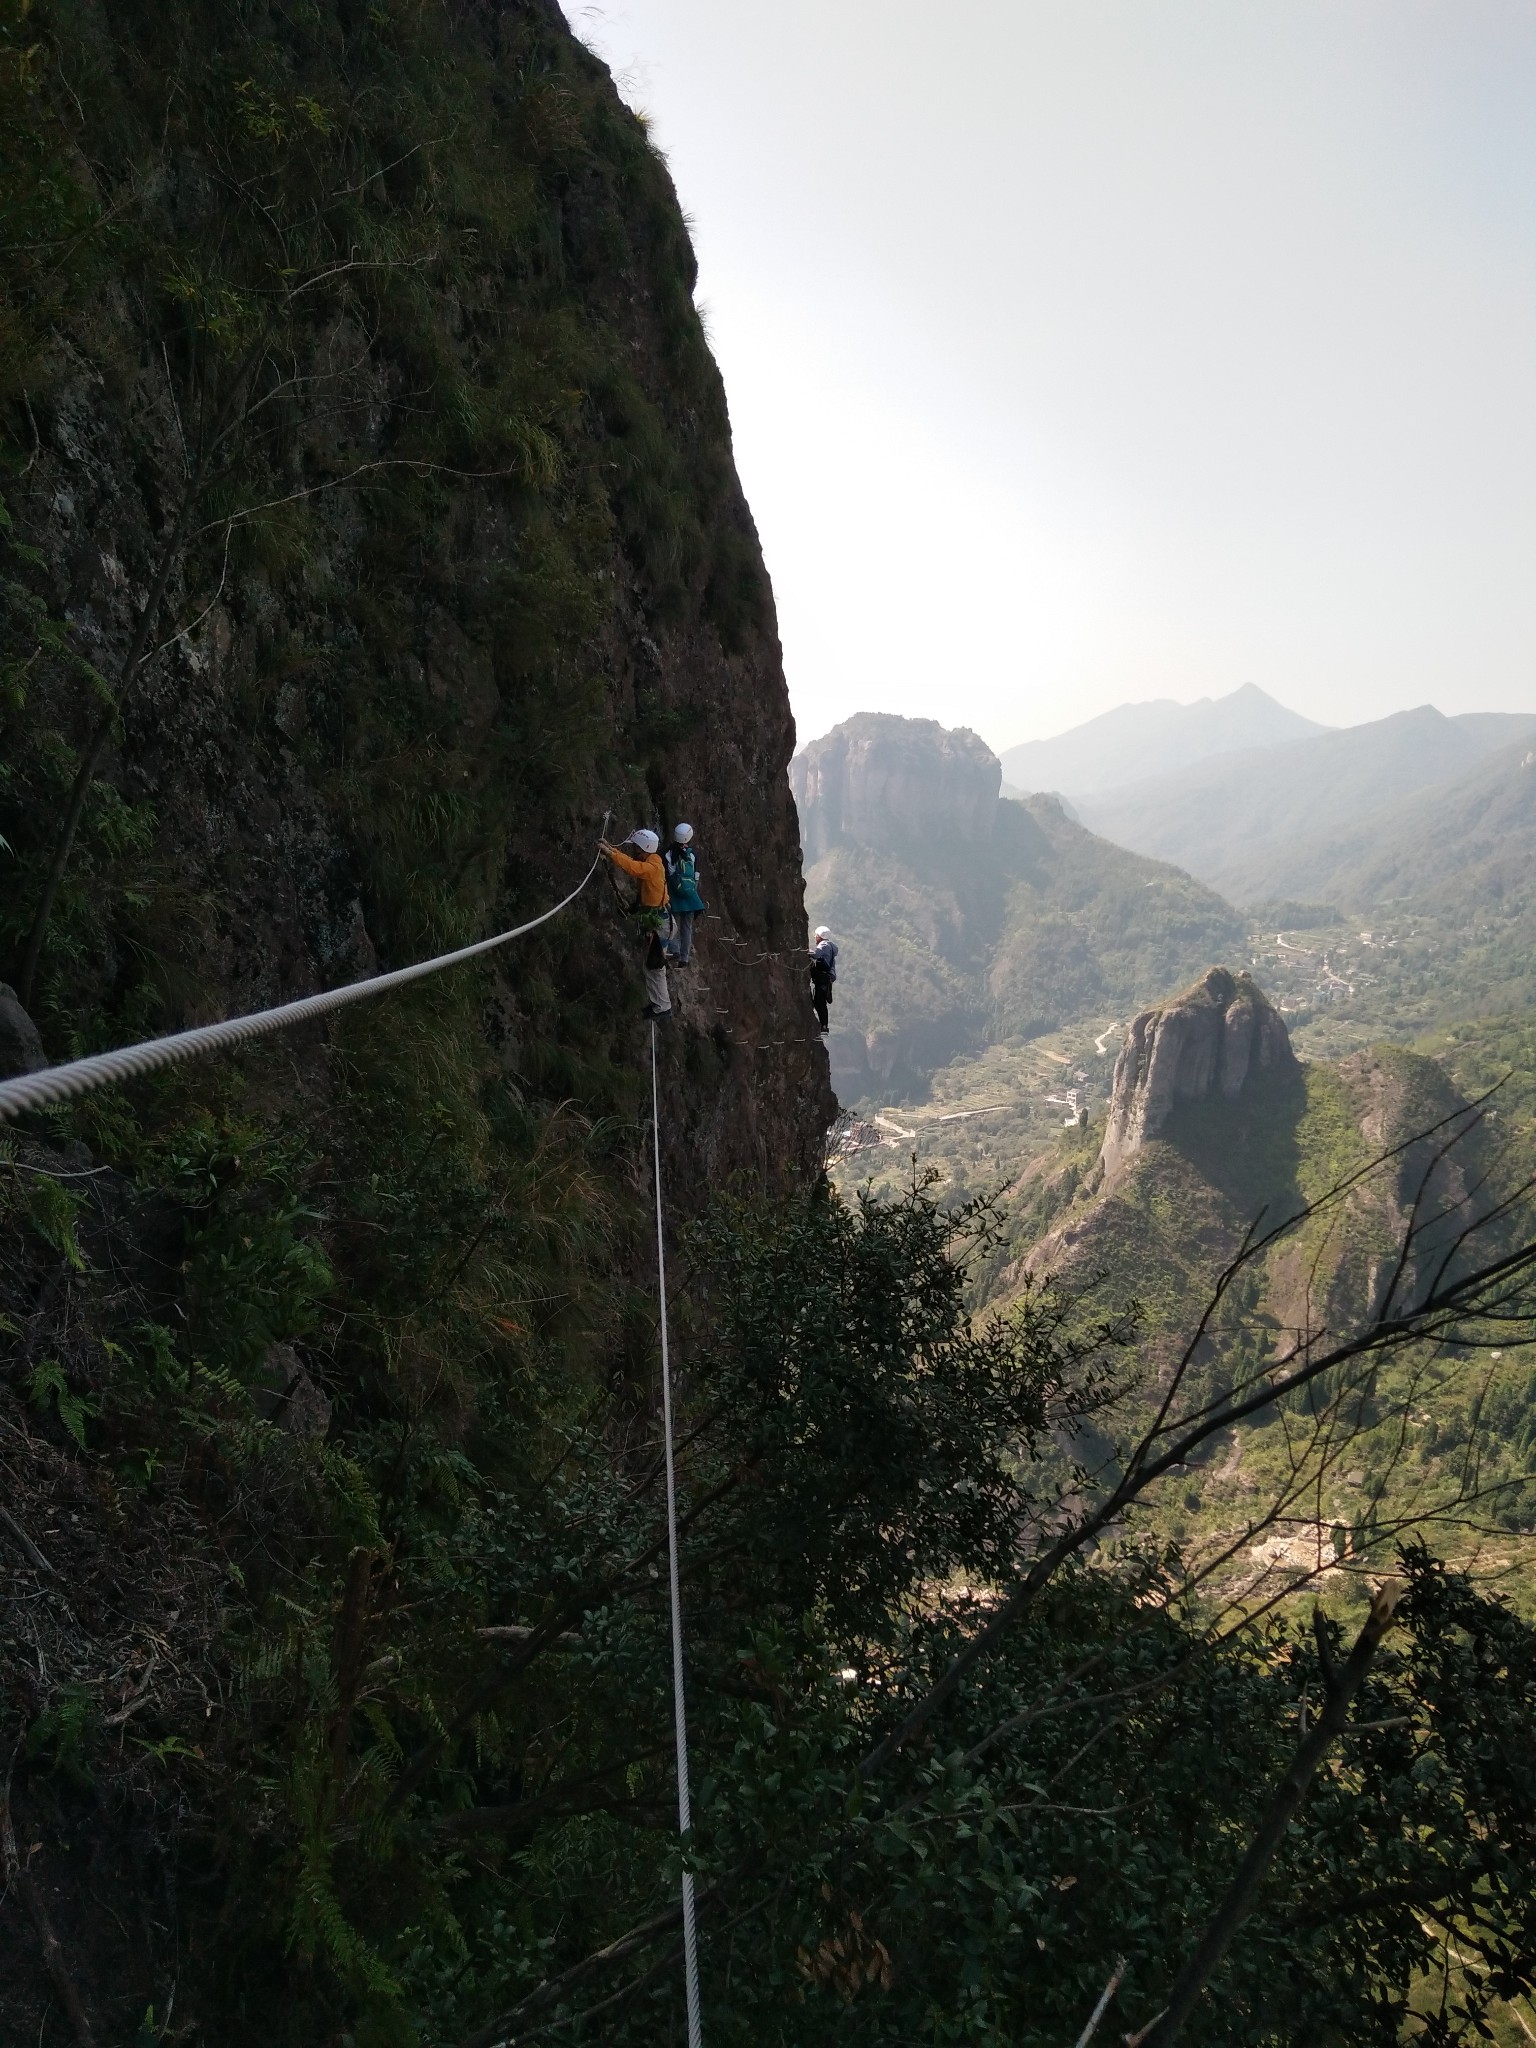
[[631, 828, 660, 855], [672, 822, 694, 844], [814, 926, 832, 941]]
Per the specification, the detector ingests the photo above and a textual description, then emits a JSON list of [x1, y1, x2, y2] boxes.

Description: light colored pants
[[667, 911, 695, 963], [644, 925, 672, 1014]]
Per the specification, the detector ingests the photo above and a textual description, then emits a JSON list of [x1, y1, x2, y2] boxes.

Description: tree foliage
[[10, 1121, 1536, 2045]]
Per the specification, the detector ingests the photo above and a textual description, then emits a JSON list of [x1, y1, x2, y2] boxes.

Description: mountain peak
[[998, 686, 1327, 802], [1073, 703, 1536, 904], [790, 713, 1001, 865]]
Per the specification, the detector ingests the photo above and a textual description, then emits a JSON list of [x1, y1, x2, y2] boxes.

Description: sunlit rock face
[[1100, 967, 1297, 1182], [791, 713, 1000, 864]]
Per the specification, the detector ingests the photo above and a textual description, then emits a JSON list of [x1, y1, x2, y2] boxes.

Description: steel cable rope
[[650, 1013, 704, 2047], [0, 818, 611, 1121]]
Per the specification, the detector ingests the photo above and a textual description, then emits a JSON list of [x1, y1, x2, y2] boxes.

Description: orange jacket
[[606, 846, 669, 909]]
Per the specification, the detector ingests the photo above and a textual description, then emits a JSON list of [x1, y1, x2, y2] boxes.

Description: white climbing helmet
[[631, 828, 660, 854], [672, 822, 694, 844], [814, 926, 832, 941]]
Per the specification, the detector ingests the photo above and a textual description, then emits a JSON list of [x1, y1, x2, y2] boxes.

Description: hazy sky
[[562, 1, 1536, 755]]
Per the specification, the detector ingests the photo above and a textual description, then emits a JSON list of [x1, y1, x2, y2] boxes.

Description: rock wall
[[0, 11, 835, 2037], [0, 0, 833, 1196], [791, 712, 1001, 865], [1099, 966, 1297, 1181]]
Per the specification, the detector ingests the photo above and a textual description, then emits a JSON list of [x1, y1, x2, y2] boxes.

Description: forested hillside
[[1258, 729, 1536, 916], [983, 971, 1536, 1609]]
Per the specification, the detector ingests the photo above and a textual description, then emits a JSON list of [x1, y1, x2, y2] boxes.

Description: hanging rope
[[651, 1015, 703, 2047], [0, 823, 610, 1122]]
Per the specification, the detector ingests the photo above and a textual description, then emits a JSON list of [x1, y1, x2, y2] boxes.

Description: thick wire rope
[[0, 831, 609, 1122], [651, 1016, 703, 2047]]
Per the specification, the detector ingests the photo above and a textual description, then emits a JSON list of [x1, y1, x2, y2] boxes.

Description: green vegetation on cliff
[[0, 0, 780, 1040], [12, 1116, 1536, 2047], [0, 0, 820, 2038]]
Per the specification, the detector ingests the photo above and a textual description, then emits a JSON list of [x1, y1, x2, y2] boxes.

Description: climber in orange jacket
[[600, 828, 673, 1019]]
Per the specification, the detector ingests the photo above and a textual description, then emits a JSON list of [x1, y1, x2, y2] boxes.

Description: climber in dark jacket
[[809, 926, 837, 1034], [663, 823, 706, 965]]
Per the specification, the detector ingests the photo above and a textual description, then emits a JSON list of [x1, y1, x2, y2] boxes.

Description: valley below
[[808, 708, 1536, 1640]]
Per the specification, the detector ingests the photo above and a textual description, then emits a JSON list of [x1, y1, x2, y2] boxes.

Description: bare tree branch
[[1126, 1582, 1407, 2047], [859, 1187, 1536, 1778]]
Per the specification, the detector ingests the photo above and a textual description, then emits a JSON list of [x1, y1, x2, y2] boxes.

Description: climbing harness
[[0, 822, 610, 1121], [651, 1015, 703, 2046]]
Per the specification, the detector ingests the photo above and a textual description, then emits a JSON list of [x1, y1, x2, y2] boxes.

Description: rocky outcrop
[[791, 713, 1000, 864], [1099, 967, 1297, 1181], [0, 985, 45, 1080]]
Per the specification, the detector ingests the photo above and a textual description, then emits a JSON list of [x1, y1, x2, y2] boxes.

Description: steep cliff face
[[791, 712, 1001, 864], [0, 0, 831, 1186], [793, 714, 1244, 1102], [1099, 967, 1298, 1181], [0, 5, 830, 2040]]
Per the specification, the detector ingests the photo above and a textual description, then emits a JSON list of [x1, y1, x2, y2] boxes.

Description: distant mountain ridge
[[1252, 728, 1536, 913], [1075, 706, 1536, 905], [998, 683, 1326, 800]]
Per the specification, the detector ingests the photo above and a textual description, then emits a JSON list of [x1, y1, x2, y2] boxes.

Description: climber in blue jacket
[[663, 823, 706, 965]]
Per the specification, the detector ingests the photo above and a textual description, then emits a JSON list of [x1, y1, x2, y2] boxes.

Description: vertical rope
[[651, 1019, 703, 2047]]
